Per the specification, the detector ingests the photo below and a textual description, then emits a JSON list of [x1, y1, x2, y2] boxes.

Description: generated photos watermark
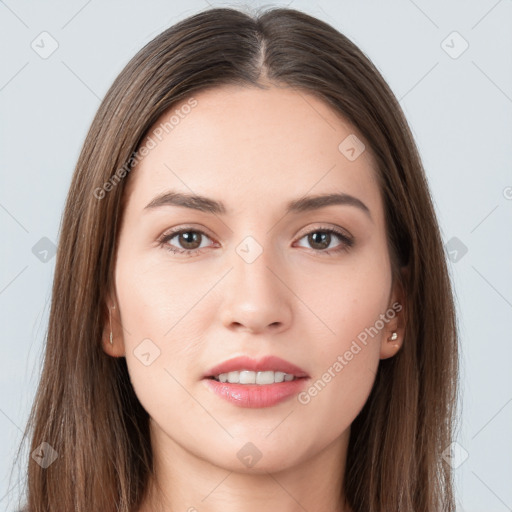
[[93, 97, 198, 200], [297, 301, 403, 405]]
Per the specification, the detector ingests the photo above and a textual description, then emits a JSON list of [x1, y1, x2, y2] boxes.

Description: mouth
[[206, 370, 306, 385], [202, 356, 310, 408], [203, 355, 309, 383]]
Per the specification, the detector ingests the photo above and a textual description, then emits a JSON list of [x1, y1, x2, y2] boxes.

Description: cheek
[[114, 249, 210, 402], [115, 245, 210, 339], [298, 242, 392, 351], [294, 285, 388, 447], [294, 246, 391, 420], [323, 269, 391, 350]]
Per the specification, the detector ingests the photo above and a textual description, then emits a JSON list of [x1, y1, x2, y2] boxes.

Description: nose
[[219, 242, 293, 334]]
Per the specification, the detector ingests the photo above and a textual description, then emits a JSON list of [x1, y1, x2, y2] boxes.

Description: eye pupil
[[309, 232, 330, 250], [180, 231, 201, 249]]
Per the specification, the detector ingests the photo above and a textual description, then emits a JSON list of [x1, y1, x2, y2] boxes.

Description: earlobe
[[109, 304, 116, 346], [380, 298, 403, 359], [380, 266, 408, 359], [380, 329, 402, 360], [101, 302, 125, 357]]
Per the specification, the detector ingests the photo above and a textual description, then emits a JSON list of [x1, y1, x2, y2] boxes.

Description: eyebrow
[[144, 190, 372, 220]]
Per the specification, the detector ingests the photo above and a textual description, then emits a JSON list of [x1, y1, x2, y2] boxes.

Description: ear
[[380, 266, 408, 360], [101, 295, 126, 358]]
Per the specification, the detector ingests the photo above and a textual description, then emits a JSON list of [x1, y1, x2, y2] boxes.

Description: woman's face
[[107, 84, 404, 475]]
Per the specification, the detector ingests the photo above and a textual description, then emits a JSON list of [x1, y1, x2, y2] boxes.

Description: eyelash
[[157, 225, 354, 257]]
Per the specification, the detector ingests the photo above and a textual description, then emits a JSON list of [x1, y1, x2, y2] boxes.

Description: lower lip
[[202, 377, 308, 408]]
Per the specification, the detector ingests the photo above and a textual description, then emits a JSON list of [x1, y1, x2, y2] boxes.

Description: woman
[[14, 6, 459, 511]]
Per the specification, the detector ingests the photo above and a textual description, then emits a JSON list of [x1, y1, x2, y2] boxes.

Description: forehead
[[123, 84, 381, 216]]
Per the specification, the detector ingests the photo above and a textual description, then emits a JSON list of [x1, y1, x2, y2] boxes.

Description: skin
[[103, 84, 405, 512]]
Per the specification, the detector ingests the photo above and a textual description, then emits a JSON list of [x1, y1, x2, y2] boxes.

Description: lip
[[203, 355, 309, 379], [203, 378, 308, 408], [202, 355, 310, 409]]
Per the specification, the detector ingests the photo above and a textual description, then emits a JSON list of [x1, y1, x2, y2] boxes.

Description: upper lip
[[204, 355, 309, 379]]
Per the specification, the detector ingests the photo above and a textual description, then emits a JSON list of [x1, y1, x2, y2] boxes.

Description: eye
[[157, 225, 354, 257], [158, 228, 215, 256], [295, 226, 354, 255]]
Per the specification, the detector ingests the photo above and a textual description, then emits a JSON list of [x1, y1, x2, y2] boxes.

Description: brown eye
[[296, 227, 354, 255], [176, 231, 202, 250], [159, 229, 214, 255], [307, 231, 331, 250]]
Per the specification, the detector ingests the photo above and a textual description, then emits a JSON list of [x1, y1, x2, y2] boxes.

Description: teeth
[[214, 370, 297, 384]]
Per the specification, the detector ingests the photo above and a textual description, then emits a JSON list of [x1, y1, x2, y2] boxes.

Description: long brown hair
[[12, 6, 459, 511]]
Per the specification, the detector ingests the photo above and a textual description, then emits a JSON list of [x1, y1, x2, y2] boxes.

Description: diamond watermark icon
[[32, 442, 59, 468], [445, 237, 468, 263], [31, 31, 59, 59], [236, 236, 263, 264], [237, 442, 263, 468], [441, 441, 469, 469], [134, 338, 161, 366], [338, 134, 365, 161], [441, 31, 469, 59], [32, 236, 57, 263]]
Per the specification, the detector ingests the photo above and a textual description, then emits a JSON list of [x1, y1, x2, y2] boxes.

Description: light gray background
[[1, 1, 511, 510]]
